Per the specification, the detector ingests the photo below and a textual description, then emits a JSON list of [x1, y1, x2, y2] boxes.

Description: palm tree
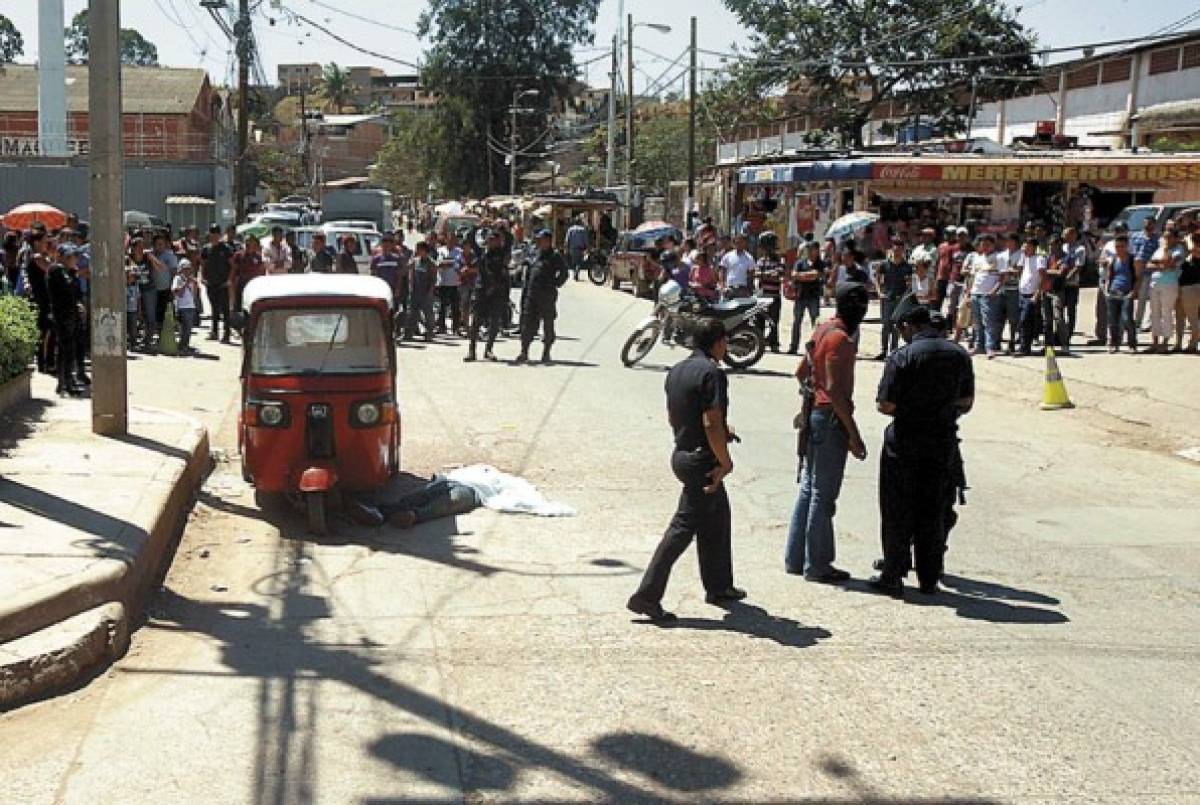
[[319, 63, 353, 113]]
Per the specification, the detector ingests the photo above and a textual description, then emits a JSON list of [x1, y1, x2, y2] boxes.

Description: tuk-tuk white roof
[[242, 274, 393, 310]]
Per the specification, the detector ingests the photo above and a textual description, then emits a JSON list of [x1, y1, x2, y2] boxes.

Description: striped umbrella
[[3, 202, 67, 231], [825, 211, 879, 244]]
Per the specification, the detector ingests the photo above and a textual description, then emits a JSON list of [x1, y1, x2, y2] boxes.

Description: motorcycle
[[582, 245, 611, 286], [620, 281, 772, 371]]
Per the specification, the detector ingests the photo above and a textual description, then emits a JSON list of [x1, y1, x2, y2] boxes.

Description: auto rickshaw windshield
[[250, 308, 389, 375]]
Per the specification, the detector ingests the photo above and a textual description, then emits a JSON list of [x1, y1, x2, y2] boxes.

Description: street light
[[625, 16, 670, 228], [510, 88, 541, 195]]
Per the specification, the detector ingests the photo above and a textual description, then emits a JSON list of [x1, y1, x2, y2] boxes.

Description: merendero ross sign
[[872, 161, 1200, 183]]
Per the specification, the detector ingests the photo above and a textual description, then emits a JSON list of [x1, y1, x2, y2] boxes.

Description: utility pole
[[299, 85, 310, 192], [604, 34, 618, 188], [88, 0, 127, 435], [233, 0, 251, 223], [687, 16, 697, 233], [625, 13, 635, 228], [510, 91, 519, 196]]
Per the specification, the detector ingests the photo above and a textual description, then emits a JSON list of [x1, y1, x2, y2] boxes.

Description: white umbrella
[[826, 211, 879, 243], [434, 201, 464, 216]]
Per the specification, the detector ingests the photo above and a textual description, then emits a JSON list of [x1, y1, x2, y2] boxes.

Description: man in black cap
[[516, 228, 569, 364], [465, 229, 511, 362], [627, 318, 744, 622], [869, 293, 974, 597], [199, 224, 234, 342]]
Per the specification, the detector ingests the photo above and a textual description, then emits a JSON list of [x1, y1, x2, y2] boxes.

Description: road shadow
[[651, 600, 832, 649], [816, 753, 1000, 804], [111, 432, 194, 462], [0, 477, 145, 564], [0, 397, 52, 459], [842, 577, 1069, 625], [591, 732, 742, 793]]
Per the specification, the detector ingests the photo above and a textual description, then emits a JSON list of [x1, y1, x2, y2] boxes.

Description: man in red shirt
[[784, 283, 870, 583], [935, 225, 957, 311]]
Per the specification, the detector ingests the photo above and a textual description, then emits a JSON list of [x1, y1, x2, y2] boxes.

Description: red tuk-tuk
[[238, 274, 401, 532]]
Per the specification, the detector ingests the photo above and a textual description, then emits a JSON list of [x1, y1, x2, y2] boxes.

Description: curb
[[0, 414, 211, 709], [0, 603, 129, 710]]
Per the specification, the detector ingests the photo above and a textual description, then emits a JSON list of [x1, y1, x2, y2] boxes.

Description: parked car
[[433, 213, 481, 238], [1108, 201, 1200, 234], [293, 225, 382, 274], [607, 225, 681, 298]]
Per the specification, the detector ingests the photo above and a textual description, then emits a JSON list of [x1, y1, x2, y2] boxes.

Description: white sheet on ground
[[446, 464, 576, 517]]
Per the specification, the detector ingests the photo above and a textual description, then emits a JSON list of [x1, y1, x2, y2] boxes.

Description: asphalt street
[[1, 281, 1197, 804]]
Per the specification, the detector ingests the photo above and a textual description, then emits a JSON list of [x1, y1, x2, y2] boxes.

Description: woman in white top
[[172, 259, 200, 354]]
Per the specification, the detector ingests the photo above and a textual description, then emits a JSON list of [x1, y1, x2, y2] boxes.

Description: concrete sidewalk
[[0, 375, 209, 708]]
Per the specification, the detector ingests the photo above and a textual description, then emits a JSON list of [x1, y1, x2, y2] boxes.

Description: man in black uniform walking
[[515, 229, 569, 365], [869, 295, 974, 597], [627, 319, 746, 623], [464, 229, 511, 363], [47, 244, 88, 396]]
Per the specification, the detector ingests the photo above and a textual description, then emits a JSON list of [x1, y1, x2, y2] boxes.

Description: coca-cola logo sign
[[874, 164, 925, 180]]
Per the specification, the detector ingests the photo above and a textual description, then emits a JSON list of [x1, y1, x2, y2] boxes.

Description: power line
[[297, 0, 420, 36], [1149, 6, 1200, 36], [281, 9, 423, 69]]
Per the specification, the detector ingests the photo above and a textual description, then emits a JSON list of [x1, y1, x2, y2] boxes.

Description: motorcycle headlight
[[354, 401, 381, 427]]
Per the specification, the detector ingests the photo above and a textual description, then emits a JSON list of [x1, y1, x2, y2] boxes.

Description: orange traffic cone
[[1040, 346, 1074, 410]]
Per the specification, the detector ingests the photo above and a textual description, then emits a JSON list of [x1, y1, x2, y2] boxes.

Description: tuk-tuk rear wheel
[[305, 492, 328, 535]]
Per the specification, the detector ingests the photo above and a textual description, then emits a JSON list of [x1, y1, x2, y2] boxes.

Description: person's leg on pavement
[[1121, 294, 1138, 351], [1106, 294, 1124, 350], [1019, 294, 1037, 354], [879, 295, 896, 357], [540, 298, 557, 360], [1004, 289, 1020, 352], [1064, 285, 1079, 345], [141, 287, 158, 346], [1054, 293, 1070, 352], [1182, 285, 1200, 350], [1174, 293, 1186, 350], [766, 295, 781, 351], [632, 451, 707, 607], [55, 321, 75, 393], [793, 409, 849, 578], [485, 302, 503, 356], [784, 444, 816, 573], [910, 454, 950, 591], [694, 482, 734, 595], [1094, 285, 1108, 345], [1134, 271, 1152, 329], [878, 447, 912, 584], [969, 295, 984, 353], [1040, 295, 1056, 352], [178, 308, 194, 352]]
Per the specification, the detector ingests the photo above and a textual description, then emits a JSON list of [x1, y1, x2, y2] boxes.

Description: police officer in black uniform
[[869, 294, 974, 597], [627, 319, 746, 623], [464, 229, 511, 363], [515, 228, 569, 365], [47, 244, 88, 397]]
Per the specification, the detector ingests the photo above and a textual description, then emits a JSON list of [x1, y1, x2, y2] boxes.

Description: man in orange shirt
[[784, 283, 870, 583]]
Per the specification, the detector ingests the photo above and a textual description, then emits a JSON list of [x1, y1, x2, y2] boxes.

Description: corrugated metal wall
[[0, 162, 229, 222]]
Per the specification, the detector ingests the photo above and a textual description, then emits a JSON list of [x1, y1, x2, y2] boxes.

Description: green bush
[[0, 295, 39, 383]]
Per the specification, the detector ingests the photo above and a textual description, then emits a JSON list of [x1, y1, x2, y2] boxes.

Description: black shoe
[[540, 352, 552, 365], [514, 353, 529, 365], [76, 373, 91, 386], [464, 352, 476, 363], [918, 582, 940, 596], [867, 575, 904, 598], [786, 348, 798, 355], [1086, 338, 1105, 347], [626, 595, 677, 623], [484, 351, 498, 362], [805, 567, 851, 584], [705, 587, 747, 604], [872, 558, 885, 571]]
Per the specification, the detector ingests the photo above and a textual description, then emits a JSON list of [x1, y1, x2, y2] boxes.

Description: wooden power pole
[[88, 0, 127, 435], [233, 0, 250, 223]]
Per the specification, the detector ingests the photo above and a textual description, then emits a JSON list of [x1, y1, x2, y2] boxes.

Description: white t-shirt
[[436, 246, 462, 287], [1018, 253, 1046, 295], [911, 272, 933, 300], [720, 250, 754, 288], [968, 251, 1002, 295], [261, 240, 290, 275], [172, 274, 197, 309]]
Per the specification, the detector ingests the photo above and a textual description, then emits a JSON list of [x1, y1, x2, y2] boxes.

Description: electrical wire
[[298, 0, 420, 36], [281, 9, 423, 69]]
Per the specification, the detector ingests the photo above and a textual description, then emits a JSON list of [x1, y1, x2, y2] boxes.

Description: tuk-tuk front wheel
[[305, 491, 328, 535]]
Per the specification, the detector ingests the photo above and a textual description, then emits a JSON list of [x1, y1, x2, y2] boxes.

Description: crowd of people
[[645, 213, 1200, 361]]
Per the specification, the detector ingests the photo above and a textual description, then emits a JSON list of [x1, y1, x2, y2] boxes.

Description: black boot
[[540, 346, 552, 364]]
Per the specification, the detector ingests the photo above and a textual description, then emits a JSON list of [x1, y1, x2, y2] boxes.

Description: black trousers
[[764, 293, 781, 348], [437, 286, 461, 332], [521, 292, 557, 350], [879, 444, 952, 589], [206, 284, 230, 338], [469, 295, 506, 354], [54, 317, 83, 389], [634, 449, 734, 604]]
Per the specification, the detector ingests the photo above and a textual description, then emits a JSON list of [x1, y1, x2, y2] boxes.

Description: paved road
[[2, 282, 1198, 804]]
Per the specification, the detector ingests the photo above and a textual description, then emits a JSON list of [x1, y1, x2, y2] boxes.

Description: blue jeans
[[976, 293, 1003, 352], [1106, 292, 1137, 349], [785, 407, 849, 575], [970, 294, 985, 352], [377, 475, 481, 523], [789, 295, 820, 352], [880, 294, 901, 356], [1019, 294, 1039, 353], [139, 286, 159, 346], [1001, 289, 1021, 350]]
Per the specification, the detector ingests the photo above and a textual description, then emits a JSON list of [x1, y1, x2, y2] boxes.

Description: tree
[[634, 112, 718, 196], [418, 0, 601, 197], [721, 0, 1036, 146], [371, 101, 480, 202], [0, 14, 24, 63], [64, 9, 159, 66], [318, 63, 353, 114], [254, 144, 306, 200]]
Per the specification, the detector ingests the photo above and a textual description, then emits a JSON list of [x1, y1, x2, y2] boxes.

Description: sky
[[3, 0, 1199, 93]]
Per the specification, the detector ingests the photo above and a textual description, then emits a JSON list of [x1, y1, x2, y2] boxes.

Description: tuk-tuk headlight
[[354, 401, 381, 426], [351, 398, 395, 428], [259, 402, 287, 427]]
